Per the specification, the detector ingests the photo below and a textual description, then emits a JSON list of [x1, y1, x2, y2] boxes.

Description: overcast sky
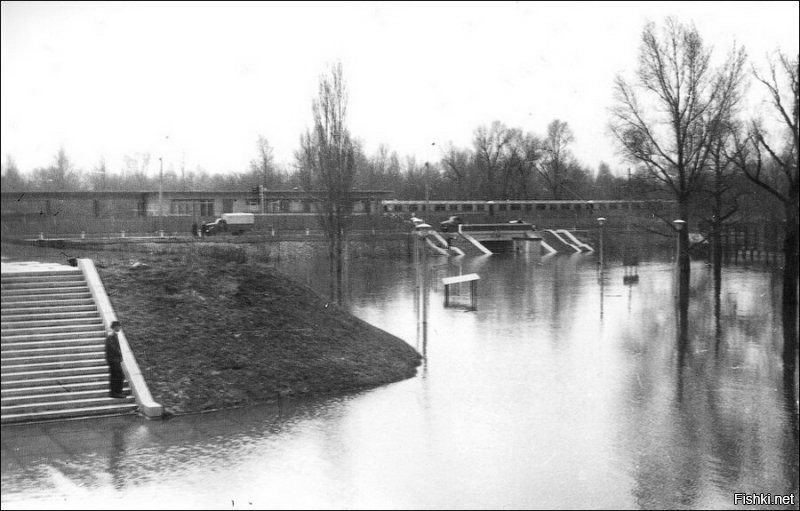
[[2, 1, 798, 179]]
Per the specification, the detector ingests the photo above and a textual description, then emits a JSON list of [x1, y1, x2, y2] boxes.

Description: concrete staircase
[[542, 230, 582, 253], [1, 265, 137, 424], [451, 233, 493, 255]]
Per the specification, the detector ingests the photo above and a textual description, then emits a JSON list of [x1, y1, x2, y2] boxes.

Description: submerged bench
[[442, 273, 480, 310]]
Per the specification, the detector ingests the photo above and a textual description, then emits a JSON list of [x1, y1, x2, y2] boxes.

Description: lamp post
[[414, 223, 433, 349], [673, 219, 687, 298], [424, 162, 431, 215], [673, 218, 689, 344], [158, 156, 164, 233], [597, 217, 606, 271], [673, 219, 686, 264]]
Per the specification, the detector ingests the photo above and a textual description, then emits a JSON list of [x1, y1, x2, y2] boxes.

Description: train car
[[380, 199, 676, 230]]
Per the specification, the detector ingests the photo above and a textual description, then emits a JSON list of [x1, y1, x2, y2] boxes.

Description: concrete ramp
[[543, 230, 581, 253], [540, 239, 558, 255], [556, 230, 594, 252], [459, 232, 494, 255], [425, 237, 450, 256], [430, 231, 466, 256]]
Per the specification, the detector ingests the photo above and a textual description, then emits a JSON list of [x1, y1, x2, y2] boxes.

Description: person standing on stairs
[[105, 321, 126, 398]]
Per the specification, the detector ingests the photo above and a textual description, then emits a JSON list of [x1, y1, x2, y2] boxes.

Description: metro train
[[381, 199, 672, 215]]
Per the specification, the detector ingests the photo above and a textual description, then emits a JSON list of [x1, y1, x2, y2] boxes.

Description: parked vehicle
[[202, 213, 255, 236]]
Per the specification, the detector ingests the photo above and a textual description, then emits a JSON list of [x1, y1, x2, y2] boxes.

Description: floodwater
[[2, 251, 798, 509]]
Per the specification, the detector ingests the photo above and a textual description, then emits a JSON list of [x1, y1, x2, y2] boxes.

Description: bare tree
[[250, 135, 276, 189], [610, 18, 746, 282], [539, 119, 575, 199], [473, 121, 512, 199], [441, 143, 474, 198], [731, 52, 798, 364], [31, 148, 80, 191], [89, 157, 108, 191], [502, 128, 541, 199], [702, 118, 746, 286], [297, 63, 358, 303], [1, 155, 26, 191], [122, 152, 152, 189], [594, 162, 619, 199]]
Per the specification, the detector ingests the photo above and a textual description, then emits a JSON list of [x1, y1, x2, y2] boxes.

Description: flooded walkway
[[2, 255, 798, 509]]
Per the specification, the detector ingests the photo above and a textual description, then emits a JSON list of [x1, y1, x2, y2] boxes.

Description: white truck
[[202, 213, 255, 236]]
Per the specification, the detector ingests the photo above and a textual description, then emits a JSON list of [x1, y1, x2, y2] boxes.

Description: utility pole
[[424, 162, 430, 215], [597, 217, 606, 271], [159, 156, 164, 233]]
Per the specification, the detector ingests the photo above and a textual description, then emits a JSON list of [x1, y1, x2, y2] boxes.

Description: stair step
[[1, 331, 105, 343], [2, 359, 109, 373], [1, 274, 84, 284], [1, 292, 93, 303], [1, 388, 129, 406], [0, 269, 81, 278], [1, 317, 102, 330], [1, 280, 86, 290], [1, 403, 138, 424], [1, 298, 96, 308], [2, 381, 121, 397], [0, 305, 97, 316], [1, 372, 110, 388], [1, 338, 105, 351], [2, 366, 109, 382], [1, 286, 89, 296], [1, 351, 105, 365], [2, 344, 104, 358], [1, 323, 103, 334], [1, 311, 99, 322], [2, 396, 135, 414]]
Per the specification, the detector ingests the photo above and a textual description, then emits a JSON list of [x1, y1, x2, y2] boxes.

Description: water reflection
[[2, 255, 797, 509], [108, 425, 126, 491]]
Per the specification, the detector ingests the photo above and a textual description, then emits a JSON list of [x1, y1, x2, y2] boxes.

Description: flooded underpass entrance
[[2, 253, 798, 509]]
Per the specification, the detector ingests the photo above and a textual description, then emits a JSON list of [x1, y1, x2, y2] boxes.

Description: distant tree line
[[1, 127, 636, 202]]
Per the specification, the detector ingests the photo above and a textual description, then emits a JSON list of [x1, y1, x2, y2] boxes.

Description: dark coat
[[105, 331, 122, 365]]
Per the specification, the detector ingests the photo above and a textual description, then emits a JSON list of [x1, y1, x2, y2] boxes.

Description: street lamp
[[158, 156, 164, 234], [673, 219, 686, 264], [414, 223, 434, 349], [597, 217, 606, 270]]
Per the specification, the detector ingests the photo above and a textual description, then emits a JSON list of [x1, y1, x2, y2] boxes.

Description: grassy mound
[[99, 256, 422, 414], [2, 243, 422, 415]]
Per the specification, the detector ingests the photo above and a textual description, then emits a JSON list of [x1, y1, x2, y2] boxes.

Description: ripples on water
[[2, 253, 798, 509]]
